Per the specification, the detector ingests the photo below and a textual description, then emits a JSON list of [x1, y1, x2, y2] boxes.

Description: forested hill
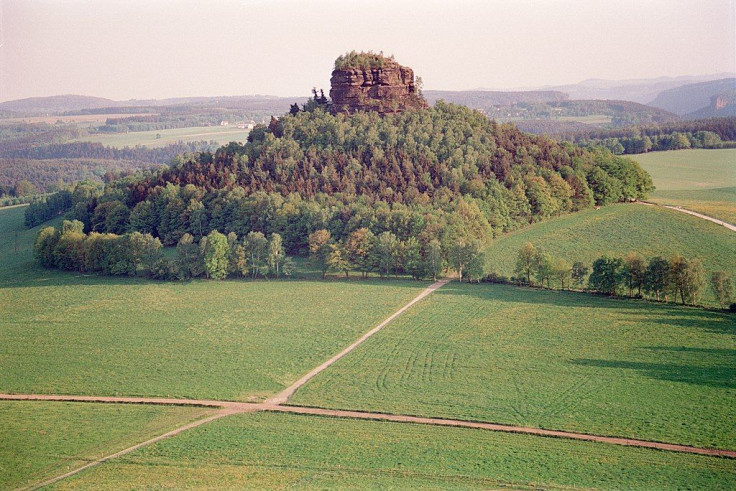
[[57, 102, 652, 253]]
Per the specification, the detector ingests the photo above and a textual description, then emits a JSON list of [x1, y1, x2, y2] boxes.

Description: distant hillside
[[424, 90, 568, 109], [487, 99, 678, 132], [0, 94, 306, 117], [648, 78, 736, 116], [0, 95, 117, 114], [684, 87, 736, 119], [516, 73, 736, 104]]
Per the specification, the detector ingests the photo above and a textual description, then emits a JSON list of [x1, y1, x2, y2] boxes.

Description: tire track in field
[[5, 280, 451, 488], [3, 392, 735, 472], [5, 276, 736, 489], [637, 201, 736, 232], [265, 279, 450, 405]]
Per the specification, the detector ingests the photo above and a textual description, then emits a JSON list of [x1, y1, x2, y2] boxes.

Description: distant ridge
[[0, 94, 308, 116], [423, 90, 568, 107], [0, 95, 117, 114], [648, 78, 736, 116], [483, 73, 736, 104]]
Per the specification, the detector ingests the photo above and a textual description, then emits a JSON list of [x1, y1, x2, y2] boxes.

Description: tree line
[[576, 130, 732, 155], [557, 117, 736, 154], [1, 140, 213, 165], [511, 242, 734, 309], [34, 219, 295, 281], [1, 158, 147, 195]]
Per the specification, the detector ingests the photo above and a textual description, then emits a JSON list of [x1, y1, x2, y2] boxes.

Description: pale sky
[[1, 0, 734, 102]]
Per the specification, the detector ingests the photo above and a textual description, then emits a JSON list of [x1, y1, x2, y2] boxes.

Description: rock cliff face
[[330, 59, 428, 115]]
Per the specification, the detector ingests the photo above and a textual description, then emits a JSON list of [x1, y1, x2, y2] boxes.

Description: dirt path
[[264, 405, 736, 459], [663, 205, 736, 232], [265, 279, 449, 405], [0, 393, 256, 410], [638, 200, 736, 231], [4, 393, 735, 460], [25, 407, 251, 490], [5, 276, 736, 487]]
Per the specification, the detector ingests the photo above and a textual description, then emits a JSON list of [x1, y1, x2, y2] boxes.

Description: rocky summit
[[330, 53, 428, 115]]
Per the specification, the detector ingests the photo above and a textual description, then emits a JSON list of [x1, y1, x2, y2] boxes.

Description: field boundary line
[[0, 393, 256, 410], [263, 405, 736, 459], [264, 278, 449, 405], [3, 393, 735, 463], [22, 407, 254, 491], [663, 205, 736, 232]]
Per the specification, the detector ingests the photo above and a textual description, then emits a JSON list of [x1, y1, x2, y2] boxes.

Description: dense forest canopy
[[50, 102, 651, 262]]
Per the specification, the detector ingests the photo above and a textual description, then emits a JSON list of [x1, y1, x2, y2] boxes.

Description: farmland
[[55, 411, 736, 490], [633, 149, 736, 223], [0, 113, 159, 126], [74, 125, 248, 148], [292, 282, 736, 448], [0, 206, 427, 401], [0, 401, 210, 489], [648, 187, 736, 224], [2, 196, 735, 487], [632, 149, 736, 191], [487, 204, 736, 304]]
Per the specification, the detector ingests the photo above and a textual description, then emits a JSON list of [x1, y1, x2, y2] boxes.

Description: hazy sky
[[1, 0, 734, 102]]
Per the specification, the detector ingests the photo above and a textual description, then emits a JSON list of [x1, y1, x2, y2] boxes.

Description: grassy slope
[[293, 282, 736, 449], [487, 204, 736, 304], [57, 411, 736, 490], [648, 187, 736, 224], [0, 401, 209, 489], [632, 148, 736, 223], [0, 206, 427, 401], [73, 125, 248, 148], [632, 148, 736, 191]]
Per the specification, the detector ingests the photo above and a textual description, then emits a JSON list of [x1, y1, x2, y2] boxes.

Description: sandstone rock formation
[[330, 56, 428, 115]]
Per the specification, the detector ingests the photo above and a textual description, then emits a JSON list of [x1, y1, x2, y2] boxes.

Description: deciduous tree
[[308, 229, 332, 279]]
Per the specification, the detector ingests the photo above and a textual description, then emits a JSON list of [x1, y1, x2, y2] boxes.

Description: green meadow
[[632, 148, 736, 192], [633, 148, 736, 223], [74, 125, 248, 148], [56, 411, 736, 490], [0, 206, 426, 401], [293, 282, 736, 449], [0, 401, 209, 489], [487, 204, 736, 304], [648, 187, 736, 224]]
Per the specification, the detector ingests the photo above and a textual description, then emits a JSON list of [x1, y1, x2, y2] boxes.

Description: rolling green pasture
[[293, 282, 736, 449], [57, 411, 736, 490], [488, 204, 735, 304], [633, 148, 736, 192], [648, 187, 736, 224], [633, 149, 736, 223], [0, 401, 209, 489], [74, 125, 247, 148], [0, 206, 427, 401]]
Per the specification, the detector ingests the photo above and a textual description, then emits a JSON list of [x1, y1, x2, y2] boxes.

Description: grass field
[[0, 206, 427, 401], [488, 204, 736, 304], [633, 148, 736, 191], [0, 113, 158, 125], [4, 200, 735, 488], [648, 187, 736, 224], [293, 282, 736, 449], [73, 125, 248, 148], [56, 411, 736, 490], [0, 401, 209, 489], [632, 149, 736, 223]]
